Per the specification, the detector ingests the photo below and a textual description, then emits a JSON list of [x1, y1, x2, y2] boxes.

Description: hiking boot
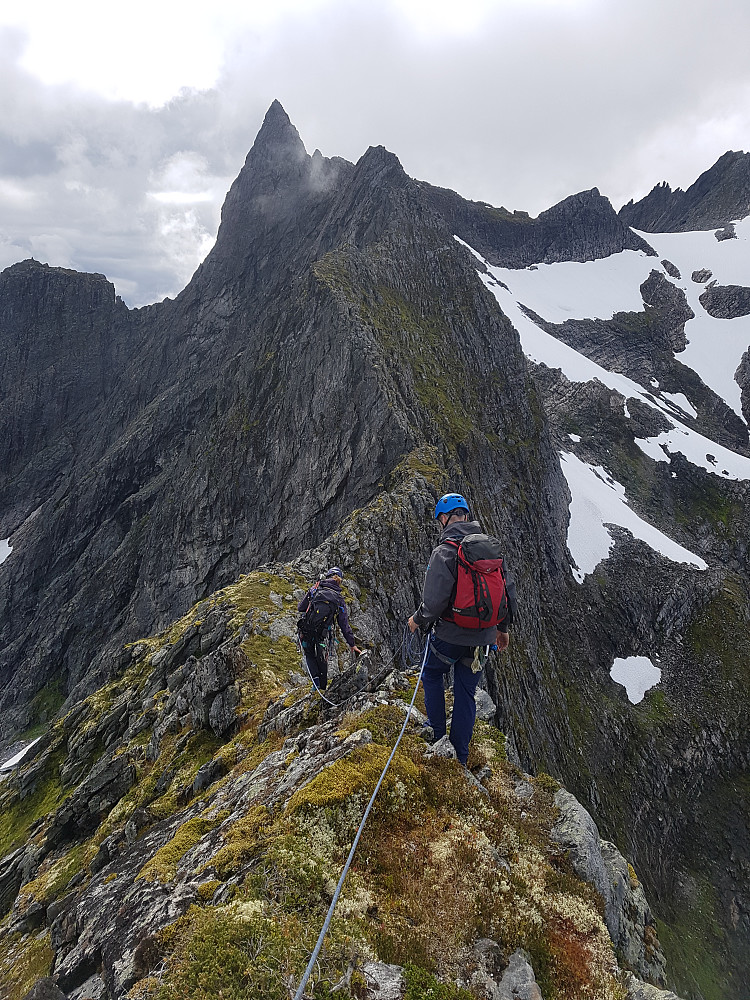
[[418, 725, 435, 745]]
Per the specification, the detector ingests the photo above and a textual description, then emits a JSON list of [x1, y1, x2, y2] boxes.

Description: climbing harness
[[292, 632, 432, 1000]]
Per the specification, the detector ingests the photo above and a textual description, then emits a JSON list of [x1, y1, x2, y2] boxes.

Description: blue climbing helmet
[[434, 493, 470, 519], [324, 566, 344, 578]]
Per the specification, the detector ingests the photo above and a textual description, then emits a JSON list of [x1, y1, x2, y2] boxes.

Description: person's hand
[[351, 645, 363, 655], [496, 631, 510, 651], [408, 616, 419, 633]]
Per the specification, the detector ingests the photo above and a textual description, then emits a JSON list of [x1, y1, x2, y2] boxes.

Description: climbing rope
[[296, 632, 343, 708], [292, 632, 432, 1000], [296, 618, 424, 710], [401, 624, 428, 669]]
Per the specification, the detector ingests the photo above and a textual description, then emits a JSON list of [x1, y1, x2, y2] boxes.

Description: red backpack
[[442, 534, 507, 629]]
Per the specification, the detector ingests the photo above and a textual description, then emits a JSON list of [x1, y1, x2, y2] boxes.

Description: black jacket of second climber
[[298, 578, 357, 647]]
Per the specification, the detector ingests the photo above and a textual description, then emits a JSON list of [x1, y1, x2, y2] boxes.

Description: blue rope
[[401, 624, 427, 669], [292, 632, 431, 999]]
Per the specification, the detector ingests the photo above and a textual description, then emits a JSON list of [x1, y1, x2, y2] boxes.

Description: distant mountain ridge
[[619, 149, 750, 232]]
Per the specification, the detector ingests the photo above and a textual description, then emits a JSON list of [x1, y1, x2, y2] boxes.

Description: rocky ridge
[[619, 151, 750, 232], [0, 510, 683, 1000]]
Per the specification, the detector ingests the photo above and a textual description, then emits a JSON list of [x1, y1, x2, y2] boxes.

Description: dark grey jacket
[[412, 520, 517, 646]]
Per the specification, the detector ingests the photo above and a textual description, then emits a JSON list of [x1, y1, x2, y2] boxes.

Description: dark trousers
[[422, 635, 482, 765], [299, 630, 328, 689]]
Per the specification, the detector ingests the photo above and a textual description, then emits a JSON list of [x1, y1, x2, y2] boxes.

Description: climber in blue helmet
[[408, 492, 516, 766], [433, 493, 470, 519]]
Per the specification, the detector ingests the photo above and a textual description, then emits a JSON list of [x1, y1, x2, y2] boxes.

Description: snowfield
[[560, 452, 707, 582], [634, 219, 750, 421], [458, 220, 750, 423], [458, 236, 750, 481], [456, 227, 750, 583]]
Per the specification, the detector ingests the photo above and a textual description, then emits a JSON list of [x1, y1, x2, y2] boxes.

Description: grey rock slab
[[497, 949, 543, 1000], [623, 972, 686, 1000], [424, 735, 457, 761], [21, 979, 69, 1000], [475, 688, 496, 721], [362, 960, 404, 998], [552, 790, 667, 985]]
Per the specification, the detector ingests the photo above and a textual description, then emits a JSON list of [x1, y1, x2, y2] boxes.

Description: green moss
[[138, 813, 221, 883], [207, 805, 272, 878], [0, 932, 54, 1000], [657, 876, 727, 1000], [18, 842, 87, 906], [23, 676, 66, 736], [393, 447, 449, 492], [403, 964, 475, 1000], [152, 904, 359, 1000], [634, 688, 674, 729], [534, 772, 561, 795], [286, 742, 420, 815], [0, 749, 68, 858], [686, 577, 750, 683], [197, 879, 221, 901]]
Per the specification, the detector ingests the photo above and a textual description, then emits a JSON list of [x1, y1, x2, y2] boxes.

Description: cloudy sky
[[1, 0, 749, 306]]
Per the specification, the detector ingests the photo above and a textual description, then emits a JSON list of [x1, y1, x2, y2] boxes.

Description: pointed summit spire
[[250, 100, 307, 163]]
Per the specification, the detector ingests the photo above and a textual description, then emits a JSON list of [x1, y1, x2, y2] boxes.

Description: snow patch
[[0, 539, 10, 565], [473, 246, 656, 323], [560, 452, 708, 582], [634, 424, 750, 479], [568, 433, 581, 442], [659, 392, 697, 419], [633, 222, 750, 421], [610, 656, 662, 704], [0, 737, 42, 772]]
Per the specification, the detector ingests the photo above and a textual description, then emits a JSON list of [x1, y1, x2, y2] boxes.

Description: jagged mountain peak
[[232, 99, 309, 190], [247, 98, 306, 164], [619, 148, 750, 232]]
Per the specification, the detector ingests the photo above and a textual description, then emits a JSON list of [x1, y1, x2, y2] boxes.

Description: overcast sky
[[1, 0, 749, 306]]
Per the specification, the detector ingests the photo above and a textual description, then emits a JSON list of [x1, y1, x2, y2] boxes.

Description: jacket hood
[[439, 519, 483, 544]]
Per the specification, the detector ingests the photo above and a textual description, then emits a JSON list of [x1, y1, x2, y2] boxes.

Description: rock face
[[619, 150, 750, 231], [699, 282, 750, 319], [421, 182, 655, 267], [552, 790, 666, 984]]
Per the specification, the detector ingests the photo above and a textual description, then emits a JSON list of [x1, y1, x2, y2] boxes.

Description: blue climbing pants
[[422, 635, 482, 765]]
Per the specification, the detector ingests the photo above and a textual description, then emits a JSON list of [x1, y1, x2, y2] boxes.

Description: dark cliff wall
[[420, 181, 655, 267]]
